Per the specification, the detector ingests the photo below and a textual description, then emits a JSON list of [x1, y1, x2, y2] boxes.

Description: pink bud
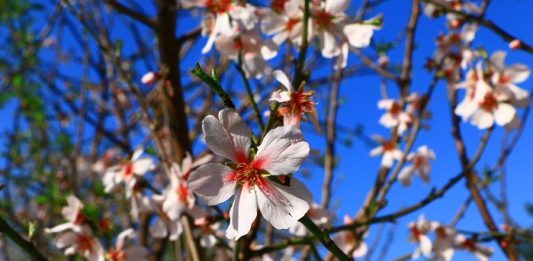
[[141, 71, 160, 85], [378, 55, 389, 67], [509, 39, 521, 50]]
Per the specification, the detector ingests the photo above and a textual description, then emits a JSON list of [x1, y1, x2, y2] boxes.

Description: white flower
[[270, 70, 319, 131], [489, 50, 531, 107], [398, 146, 436, 187], [455, 77, 516, 129], [181, 0, 258, 54], [260, 0, 311, 47], [377, 99, 412, 134], [407, 215, 439, 259], [52, 225, 104, 261], [106, 228, 148, 261], [45, 195, 85, 233], [332, 215, 368, 258], [102, 148, 155, 197], [188, 109, 312, 240], [369, 135, 402, 168], [434, 225, 457, 261], [215, 28, 278, 79]]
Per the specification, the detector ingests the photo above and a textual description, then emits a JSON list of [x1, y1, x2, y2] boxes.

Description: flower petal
[[255, 178, 311, 229], [226, 185, 258, 240], [255, 126, 310, 175], [203, 115, 241, 162], [494, 103, 516, 126], [188, 163, 236, 206], [273, 70, 294, 92], [343, 24, 375, 48]]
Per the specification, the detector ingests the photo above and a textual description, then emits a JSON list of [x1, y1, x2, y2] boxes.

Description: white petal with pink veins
[[133, 158, 154, 175], [471, 110, 494, 129], [203, 115, 240, 162], [226, 186, 258, 240], [218, 109, 252, 162], [256, 126, 310, 175], [343, 24, 375, 48], [256, 178, 311, 229], [188, 163, 236, 206], [494, 103, 516, 126]]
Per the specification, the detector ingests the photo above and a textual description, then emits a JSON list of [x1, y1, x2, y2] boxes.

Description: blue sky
[[3, 0, 533, 259]]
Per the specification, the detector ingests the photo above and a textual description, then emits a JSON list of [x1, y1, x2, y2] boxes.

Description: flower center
[[479, 92, 498, 112], [107, 249, 125, 261], [314, 10, 333, 29], [234, 163, 262, 186], [123, 163, 134, 178], [271, 0, 288, 13], [76, 234, 95, 253], [285, 18, 299, 31], [176, 183, 189, 203], [205, 0, 232, 14], [389, 102, 402, 116], [382, 140, 396, 152]]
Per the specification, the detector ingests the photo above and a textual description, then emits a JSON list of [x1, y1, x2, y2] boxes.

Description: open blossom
[[377, 99, 412, 134], [398, 146, 436, 187], [310, 0, 378, 68], [215, 27, 277, 79], [455, 74, 516, 129], [188, 109, 312, 240], [181, 0, 258, 54], [369, 135, 402, 168], [407, 215, 439, 259], [51, 225, 104, 261], [333, 215, 368, 258], [433, 225, 457, 261], [489, 50, 530, 107], [270, 70, 319, 131], [102, 148, 155, 197], [260, 0, 311, 47], [45, 195, 85, 233], [106, 229, 147, 261]]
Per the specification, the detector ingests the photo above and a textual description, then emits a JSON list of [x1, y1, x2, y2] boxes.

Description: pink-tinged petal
[[86, 240, 104, 261], [255, 178, 311, 229], [226, 186, 258, 240], [319, 31, 339, 58], [133, 158, 154, 176], [255, 126, 310, 175], [419, 235, 433, 257], [369, 146, 383, 157], [169, 221, 183, 240], [343, 24, 375, 48], [494, 103, 516, 126], [163, 194, 186, 220], [353, 241, 368, 258], [62, 195, 83, 221], [56, 231, 77, 248], [270, 90, 292, 103], [490, 51, 506, 70], [260, 10, 285, 35], [326, 0, 350, 13], [188, 163, 236, 206], [507, 64, 530, 83], [45, 223, 76, 234], [454, 99, 478, 121], [218, 109, 252, 162], [398, 166, 415, 187], [381, 152, 394, 168], [471, 110, 494, 129], [203, 115, 240, 162], [149, 219, 168, 239], [273, 70, 294, 92]]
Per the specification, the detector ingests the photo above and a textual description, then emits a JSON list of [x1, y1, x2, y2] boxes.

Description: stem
[[299, 215, 353, 261], [236, 55, 265, 131], [191, 63, 236, 109]]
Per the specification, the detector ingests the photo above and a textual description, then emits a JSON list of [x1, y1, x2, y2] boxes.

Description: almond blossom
[[214, 27, 278, 79], [106, 228, 147, 261], [51, 225, 104, 261], [454, 234, 493, 261], [377, 98, 412, 134], [407, 215, 439, 259], [188, 109, 312, 240], [102, 148, 155, 198], [181, 0, 258, 54], [45, 195, 86, 233], [332, 215, 368, 258], [260, 0, 311, 47], [398, 146, 436, 187], [433, 225, 457, 261], [369, 135, 402, 168], [455, 75, 516, 129], [489, 50, 531, 107], [270, 70, 319, 131]]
